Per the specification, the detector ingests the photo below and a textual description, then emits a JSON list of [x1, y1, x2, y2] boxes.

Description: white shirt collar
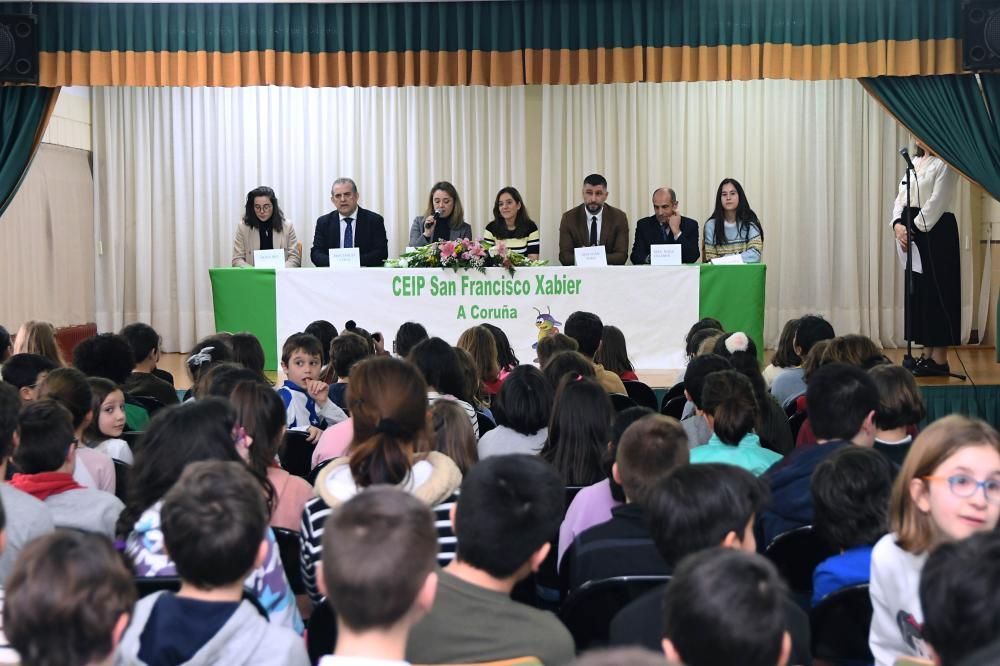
[[339, 207, 359, 222]]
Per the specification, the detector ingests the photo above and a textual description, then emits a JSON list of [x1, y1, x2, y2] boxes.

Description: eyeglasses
[[924, 474, 1000, 505], [254, 204, 273, 212]]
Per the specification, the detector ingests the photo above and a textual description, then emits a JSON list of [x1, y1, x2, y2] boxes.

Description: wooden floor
[[160, 346, 1000, 391]]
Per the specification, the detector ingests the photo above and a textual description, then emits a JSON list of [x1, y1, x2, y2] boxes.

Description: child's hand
[[306, 425, 323, 443], [306, 379, 330, 406], [372, 332, 387, 356]]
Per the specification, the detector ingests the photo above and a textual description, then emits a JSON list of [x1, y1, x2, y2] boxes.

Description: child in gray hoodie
[[115, 461, 308, 666]]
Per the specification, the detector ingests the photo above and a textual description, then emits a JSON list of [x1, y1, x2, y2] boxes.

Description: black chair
[[126, 394, 167, 417], [609, 393, 636, 413], [659, 381, 685, 412], [306, 601, 338, 665], [112, 459, 130, 503], [133, 576, 269, 619], [558, 575, 670, 650], [788, 410, 808, 443], [273, 527, 305, 595], [764, 526, 836, 596], [661, 395, 686, 419], [120, 431, 144, 451], [307, 458, 334, 486], [281, 430, 316, 480], [810, 584, 874, 663], [622, 380, 658, 411]]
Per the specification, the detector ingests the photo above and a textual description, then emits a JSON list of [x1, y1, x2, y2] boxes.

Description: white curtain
[[93, 80, 972, 351], [92, 86, 527, 352]]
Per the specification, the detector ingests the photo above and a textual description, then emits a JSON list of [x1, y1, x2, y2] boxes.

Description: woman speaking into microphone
[[892, 142, 960, 376], [408, 181, 473, 246]]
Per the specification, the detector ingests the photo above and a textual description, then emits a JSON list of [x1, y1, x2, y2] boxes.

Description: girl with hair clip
[[540, 376, 613, 487], [183, 335, 233, 401], [713, 332, 793, 455], [120, 398, 303, 633], [231, 185, 301, 267], [229, 380, 313, 531], [13, 320, 65, 367], [690, 369, 783, 475], [300, 357, 463, 605], [702, 178, 763, 263], [409, 181, 473, 246], [84, 377, 133, 464], [869, 416, 1000, 666], [594, 325, 638, 382]]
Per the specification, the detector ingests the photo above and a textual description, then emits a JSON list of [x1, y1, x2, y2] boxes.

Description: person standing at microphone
[[892, 142, 961, 376], [408, 181, 473, 246]]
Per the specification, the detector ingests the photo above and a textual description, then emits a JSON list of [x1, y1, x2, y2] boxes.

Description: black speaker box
[[0, 14, 38, 84], [963, 1, 1000, 71]]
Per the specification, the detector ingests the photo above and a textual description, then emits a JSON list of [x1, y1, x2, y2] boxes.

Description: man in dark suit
[[558, 173, 629, 266], [310, 178, 388, 267], [630, 187, 700, 265]]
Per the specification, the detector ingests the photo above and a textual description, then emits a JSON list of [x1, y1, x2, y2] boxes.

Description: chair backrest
[[622, 380, 658, 411], [788, 410, 808, 442], [306, 600, 338, 664], [661, 395, 686, 420], [810, 584, 874, 662], [564, 486, 586, 508], [764, 525, 836, 594], [307, 457, 334, 486], [609, 393, 636, 413], [281, 430, 316, 480], [272, 527, 305, 595], [133, 576, 268, 619], [558, 575, 670, 650], [125, 394, 167, 417], [112, 459, 130, 503], [660, 381, 685, 412]]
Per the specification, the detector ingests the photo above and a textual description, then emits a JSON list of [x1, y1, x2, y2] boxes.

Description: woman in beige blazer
[[232, 186, 302, 267]]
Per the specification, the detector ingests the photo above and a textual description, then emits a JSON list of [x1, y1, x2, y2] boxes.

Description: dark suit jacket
[[558, 203, 629, 266], [310, 207, 388, 267], [630, 215, 700, 265]]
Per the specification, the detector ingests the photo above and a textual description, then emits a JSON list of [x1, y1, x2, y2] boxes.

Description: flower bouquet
[[385, 238, 545, 275]]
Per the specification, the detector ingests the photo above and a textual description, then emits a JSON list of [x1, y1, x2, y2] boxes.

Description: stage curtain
[[91, 85, 527, 352], [861, 75, 1000, 202], [0, 86, 59, 216], [16, 0, 961, 87]]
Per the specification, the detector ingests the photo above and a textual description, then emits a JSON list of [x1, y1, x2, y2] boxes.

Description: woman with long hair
[[409, 181, 473, 246], [483, 186, 540, 260], [703, 178, 763, 263], [232, 186, 301, 267]]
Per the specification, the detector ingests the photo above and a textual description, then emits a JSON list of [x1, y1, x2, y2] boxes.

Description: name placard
[[651, 245, 682, 266], [329, 248, 361, 269], [253, 249, 285, 269], [574, 246, 608, 267], [711, 254, 745, 265]]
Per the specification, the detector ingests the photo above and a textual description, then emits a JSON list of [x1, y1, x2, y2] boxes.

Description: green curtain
[[861, 75, 1000, 202], [0, 86, 59, 217]]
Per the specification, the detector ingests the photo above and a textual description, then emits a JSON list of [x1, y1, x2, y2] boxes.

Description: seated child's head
[[1, 353, 57, 403], [699, 369, 758, 445], [202, 362, 268, 399], [542, 350, 595, 389], [536, 333, 579, 368], [230, 332, 266, 375], [614, 414, 689, 506], [793, 314, 835, 357], [393, 321, 428, 359], [564, 311, 603, 359], [407, 337, 465, 397], [85, 377, 127, 444], [869, 364, 926, 434], [0, 383, 18, 469], [431, 399, 477, 475], [771, 318, 801, 369], [648, 463, 768, 566], [0, 324, 11, 363], [185, 335, 233, 387], [920, 530, 1000, 666], [662, 548, 790, 666], [161, 460, 268, 589], [38, 367, 94, 432], [119, 322, 161, 368], [331, 332, 372, 381], [822, 334, 887, 370], [304, 320, 338, 366], [13, 320, 64, 366], [683, 317, 723, 360], [280, 333, 324, 388], [891, 415, 1000, 554], [4, 531, 134, 666], [602, 406, 656, 503], [453, 454, 563, 581], [15, 400, 76, 474], [321, 487, 438, 633], [493, 364, 554, 437], [683, 353, 732, 410], [73, 333, 136, 384], [805, 362, 879, 445], [811, 446, 893, 551]]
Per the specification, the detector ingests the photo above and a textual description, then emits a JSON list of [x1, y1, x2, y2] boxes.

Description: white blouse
[[891, 155, 957, 233]]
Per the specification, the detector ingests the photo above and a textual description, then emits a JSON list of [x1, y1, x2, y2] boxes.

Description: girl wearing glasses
[[869, 415, 1000, 666], [232, 186, 302, 267]]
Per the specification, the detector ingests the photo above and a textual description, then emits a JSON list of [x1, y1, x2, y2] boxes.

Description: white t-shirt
[[869, 533, 932, 666], [93, 438, 134, 465]]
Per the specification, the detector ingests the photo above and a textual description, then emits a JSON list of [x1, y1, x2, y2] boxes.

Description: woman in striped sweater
[[702, 178, 763, 263]]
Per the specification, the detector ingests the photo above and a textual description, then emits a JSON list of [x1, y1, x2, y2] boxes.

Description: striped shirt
[[484, 219, 541, 256], [703, 219, 763, 263]]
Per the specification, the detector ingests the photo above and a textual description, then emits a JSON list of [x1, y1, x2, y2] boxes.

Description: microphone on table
[[899, 147, 916, 172]]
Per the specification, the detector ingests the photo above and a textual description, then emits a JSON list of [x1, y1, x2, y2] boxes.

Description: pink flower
[[467, 243, 486, 258], [495, 240, 508, 257], [439, 241, 456, 259]]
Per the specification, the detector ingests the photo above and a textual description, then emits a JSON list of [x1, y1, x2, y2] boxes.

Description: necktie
[[590, 216, 598, 246], [343, 218, 354, 249], [662, 224, 669, 242]]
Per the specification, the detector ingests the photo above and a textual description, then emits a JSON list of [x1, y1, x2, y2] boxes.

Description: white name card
[[329, 247, 361, 269], [253, 249, 285, 269], [404, 246, 416, 254], [575, 246, 608, 267], [651, 245, 682, 266], [711, 254, 745, 265]]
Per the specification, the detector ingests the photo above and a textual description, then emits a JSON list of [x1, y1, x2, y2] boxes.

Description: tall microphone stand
[[900, 156, 917, 372]]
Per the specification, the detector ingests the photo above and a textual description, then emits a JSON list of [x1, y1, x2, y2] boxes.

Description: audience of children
[[407, 337, 480, 436], [277, 333, 348, 442], [478, 364, 553, 458], [72, 332, 152, 431], [184, 334, 233, 400], [0, 326, 11, 367], [535, 332, 579, 367], [678, 352, 731, 447], [540, 376, 613, 487], [327, 331, 372, 408], [762, 317, 801, 387], [230, 331, 268, 378], [453, 345, 497, 435], [304, 320, 338, 368], [594, 325, 638, 382], [482, 322, 519, 379], [562, 312, 627, 394], [771, 314, 836, 407], [119, 322, 179, 405], [392, 321, 428, 359], [431, 399, 479, 475], [0, 353, 56, 404], [84, 377, 134, 464], [12, 321, 65, 367], [870, 364, 926, 466], [457, 325, 502, 396]]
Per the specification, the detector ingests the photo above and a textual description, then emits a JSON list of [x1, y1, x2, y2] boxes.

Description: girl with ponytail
[[299, 356, 463, 606], [690, 369, 783, 475]]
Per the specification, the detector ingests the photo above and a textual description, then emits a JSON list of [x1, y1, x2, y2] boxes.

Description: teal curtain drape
[[861, 74, 1000, 202], [0, 86, 59, 217]]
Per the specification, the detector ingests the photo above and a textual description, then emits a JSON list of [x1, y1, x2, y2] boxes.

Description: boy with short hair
[[0, 353, 57, 404], [8, 401, 122, 538], [318, 487, 439, 664], [5, 531, 134, 666], [277, 333, 347, 442], [116, 460, 309, 665], [563, 312, 627, 394], [119, 322, 179, 405], [662, 549, 791, 666], [406, 455, 575, 666], [328, 332, 372, 409]]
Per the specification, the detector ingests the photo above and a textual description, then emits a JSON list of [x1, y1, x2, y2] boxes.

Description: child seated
[[869, 364, 925, 467], [810, 446, 894, 605], [9, 400, 123, 537], [0, 353, 57, 404], [317, 487, 439, 664], [277, 333, 346, 442], [116, 460, 309, 665], [5, 531, 134, 666], [85, 377, 134, 464]]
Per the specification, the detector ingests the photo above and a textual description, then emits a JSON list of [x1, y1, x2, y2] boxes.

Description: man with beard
[[558, 173, 630, 265]]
